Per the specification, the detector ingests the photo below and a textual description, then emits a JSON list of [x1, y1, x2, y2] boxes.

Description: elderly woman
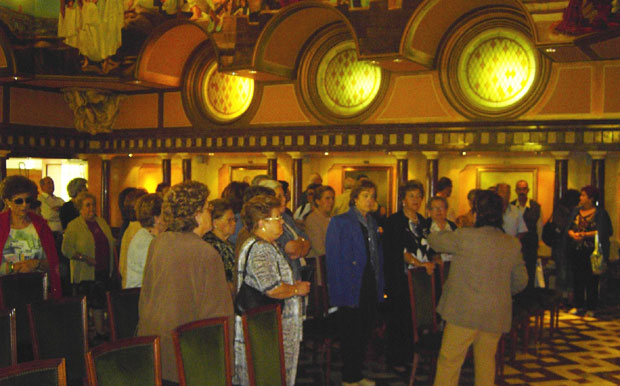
[[258, 179, 310, 281], [221, 181, 249, 245], [62, 191, 116, 337], [203, 198, 237, 293], [429, 190, 527, 386], [382, 179, 429, 373], [124, 194, 166, 289], [137, 181, 233, 385], [0, 176, 62, 298], [425, 196, 458, 264], [304, 185, 335, 286], [59, 177, 87, 230], [234, 195, 310, 386], [566, 185, 612, 317], [326, 179, 384, 386]]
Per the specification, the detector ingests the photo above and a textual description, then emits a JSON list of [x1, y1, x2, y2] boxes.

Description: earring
[[261, 226, 266, 232]]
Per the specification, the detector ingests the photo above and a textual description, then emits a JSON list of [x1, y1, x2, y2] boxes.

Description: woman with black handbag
[[233, 194, 310, 386]]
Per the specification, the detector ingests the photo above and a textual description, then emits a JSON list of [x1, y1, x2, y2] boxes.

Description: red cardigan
[[0, 210, 62, 299]]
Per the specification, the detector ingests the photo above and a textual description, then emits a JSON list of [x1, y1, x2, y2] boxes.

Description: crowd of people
[[0, 171, 613, 385]]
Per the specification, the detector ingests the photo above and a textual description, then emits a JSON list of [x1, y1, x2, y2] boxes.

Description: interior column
[[264, 152, 277, 180], [589, 151, 606, 207], [100, 154, 112, 223], [180, 153, 192, 182], [160, 154, 171, 185], [289, 152, 303, 210], [0, 150, 9, 182], [423, 151, 439, 198], [551, 151, 569, 205], [392, 151, 409, 186]]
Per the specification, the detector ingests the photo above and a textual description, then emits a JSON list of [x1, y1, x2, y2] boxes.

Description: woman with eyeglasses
[[203, 198, 237, 294], [0, 175, 62, 298], [233, 195, 311, 386], [138, 181, 233, 385]]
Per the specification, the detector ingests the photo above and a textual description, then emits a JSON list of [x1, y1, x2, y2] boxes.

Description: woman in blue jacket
[[325, 179, 384, 386]]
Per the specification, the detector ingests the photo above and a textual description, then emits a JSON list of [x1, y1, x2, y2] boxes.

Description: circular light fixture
[[202, 61, 255, 122]]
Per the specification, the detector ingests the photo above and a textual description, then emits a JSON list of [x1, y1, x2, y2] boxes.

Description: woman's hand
[[568, 230, 584, 241], [423, 262, 435, 276], [12, 259, 41, 273], [294, 280, 311, 296], [285, 238, 311, 259]]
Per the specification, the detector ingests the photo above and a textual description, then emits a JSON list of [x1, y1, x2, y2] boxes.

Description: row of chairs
[[1, 296, 285, 386]]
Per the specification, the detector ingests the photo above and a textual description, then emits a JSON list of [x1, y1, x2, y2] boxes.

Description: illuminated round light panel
[[316, 41, 382, 117], [202, 61, 254, 122], [457, 28, 537, 110]]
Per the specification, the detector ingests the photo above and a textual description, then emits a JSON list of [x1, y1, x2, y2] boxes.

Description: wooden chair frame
[[27, 296, 89, 360], [172, 316, 232, 386], [0, 358, 67, 386], [407, 266, 439, 386], [106, 288, 141, 341], [0, 308, 17, 366], [241, 304, 286, 386], [85, 335, 162, 386]]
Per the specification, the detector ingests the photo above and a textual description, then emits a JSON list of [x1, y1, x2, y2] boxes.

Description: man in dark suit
[[511, 180, 542, 288]]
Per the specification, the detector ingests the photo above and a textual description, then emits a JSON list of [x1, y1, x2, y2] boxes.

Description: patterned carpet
[[296, 306, 620, 385]]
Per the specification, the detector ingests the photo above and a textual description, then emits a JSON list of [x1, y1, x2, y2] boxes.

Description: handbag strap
[[240, 239, 282, 284]]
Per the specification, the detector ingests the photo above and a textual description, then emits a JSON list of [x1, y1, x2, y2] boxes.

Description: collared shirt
[[503, 204, 528, 237], [38, 192, 64, 232], [514, 198, 543, 242]]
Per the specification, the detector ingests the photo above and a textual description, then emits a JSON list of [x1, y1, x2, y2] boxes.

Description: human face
[[579, 191, 593, 208], [5, 193, 33, 219], [212, 209, 236, 239], [194, 201, 213, 237], [259, 208, 284, 242], [429, 199, 447, 224], [316, 190, 335, 215], [40, 178, 54, 195], [515, 181, 529, 201], [275, 187, 286, 213], [496, 184, 510, 205], [80, 198, 97, 221], [402, 189, 423, 214], [354, 188, 376, 216]]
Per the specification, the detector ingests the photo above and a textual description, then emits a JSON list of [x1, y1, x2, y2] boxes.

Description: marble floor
[[297, 306, 620, 385]]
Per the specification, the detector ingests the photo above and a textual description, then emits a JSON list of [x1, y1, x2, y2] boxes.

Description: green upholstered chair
[[27, 296, 88, 386], [85, 335, 161, 386], [407, 266, 441, 386], [172, 316, 232, 386], [241, 304, 286, 386], [0, 308, 17, 367], [106, 288, 141, 341], [0, 358, 67, 386], [0, 272, 47, 362]]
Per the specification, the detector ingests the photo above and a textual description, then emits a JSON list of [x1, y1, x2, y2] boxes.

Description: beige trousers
[[433, 322, 501, 386]]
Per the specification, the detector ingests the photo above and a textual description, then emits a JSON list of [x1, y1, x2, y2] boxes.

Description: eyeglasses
[[264, 216, 283, 222], [13, 197, 33, 205]]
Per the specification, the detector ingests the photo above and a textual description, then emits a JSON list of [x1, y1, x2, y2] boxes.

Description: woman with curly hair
[[0, 175, 62, 298], [234, 195, 311, 386], [137, 181, 233, 386]]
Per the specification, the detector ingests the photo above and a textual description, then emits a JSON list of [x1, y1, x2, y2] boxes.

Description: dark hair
[[118, 187, 136, 219], [162, 181, 210, 232], [210, 198, 233, 220], [278, 180, 289, 194], [398, 180, 424, 202], [305, 183, 322, 192], [437, 177, 452, 192], [123, 188, 148, 222], [467, 189, 481, 202], [561, 189, 580, 209], [243, 185, 276, 203], [355, 174, 369, 181], [581, 185, 600, 205], [222, 181, 249, 213], [313, 185, 335, 207], [241, 195, 281, 232], [349, 179, 377, 206], [0, 175, 38, 201], [428, 195, 448, 210], [474, 190, 504, 229], [135, 193, 163, 228]]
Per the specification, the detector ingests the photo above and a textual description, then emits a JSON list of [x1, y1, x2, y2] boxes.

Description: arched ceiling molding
[[135, 19, 213, 87], [252, 2, 357, 80], [401, 0, 530, 69], [0, 24, 16, 78]]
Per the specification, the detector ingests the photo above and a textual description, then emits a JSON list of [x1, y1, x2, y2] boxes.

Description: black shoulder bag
[[234, 240, 284, 315]]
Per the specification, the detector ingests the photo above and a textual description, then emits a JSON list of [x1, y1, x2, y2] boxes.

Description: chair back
[[27, 296, 88, 385], [0, 272, 47, 360], [85, 336, 161, 386], [241, 304, 286, 386], [106, 288, 141, 341], [407, 267, 438, 342], [172, 317, 231, 386], [0, 309, 16, 367], [0, 358, 67, 386], [305, 255, 328, 319]]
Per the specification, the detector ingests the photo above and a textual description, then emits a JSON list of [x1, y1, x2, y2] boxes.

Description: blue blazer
[[325, 207, 385, 307]]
